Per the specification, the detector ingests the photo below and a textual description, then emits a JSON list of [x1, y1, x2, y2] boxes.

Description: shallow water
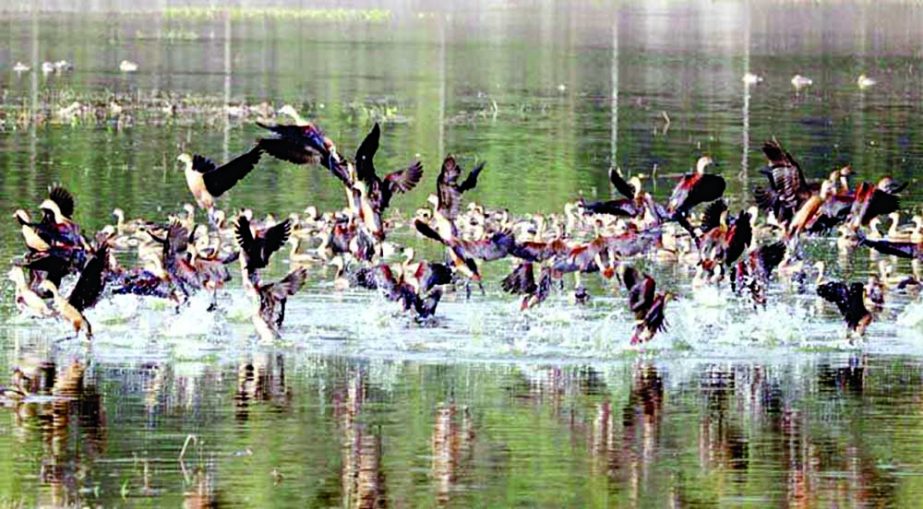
[[2, 1, 923, 506]]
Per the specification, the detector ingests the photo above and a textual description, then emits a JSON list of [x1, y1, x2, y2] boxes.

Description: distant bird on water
[[791, 74, 813, 89]]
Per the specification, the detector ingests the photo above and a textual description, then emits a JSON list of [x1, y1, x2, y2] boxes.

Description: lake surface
[[2, 1, 923, 506]]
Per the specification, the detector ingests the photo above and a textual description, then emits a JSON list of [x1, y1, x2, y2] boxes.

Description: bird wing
[[48, 186, 75, 219], [234, 215, 255, 252], [199, 146, 263, 198], [700, 199, 728, 233], [67, 244, 108, 312], [685, 174, 727, 211], [629, 276, 656, 315], [463, 231, 514, 261], [261, 219, 292, 260], [620, 266, 639, 291], [581, 198, 639, 217], [723, 211, 752, 265], [269, 268, 308, 299], [756, 242, 787, 277], [501, 262, 536, 295], [385, 160, 424, 194], [643, 294, 669, 333], [257, 137, 322, 166], [458, 161, 486, 193], [354, 123, 380, 185], [608, 168, 637, 199]]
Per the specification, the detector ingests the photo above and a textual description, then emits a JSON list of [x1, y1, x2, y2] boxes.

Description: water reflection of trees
[[335, 369, 387, 509]]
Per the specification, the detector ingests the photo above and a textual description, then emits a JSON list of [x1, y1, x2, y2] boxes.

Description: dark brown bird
[[817, 281, 873, 337], [619, 266, 672, 345]]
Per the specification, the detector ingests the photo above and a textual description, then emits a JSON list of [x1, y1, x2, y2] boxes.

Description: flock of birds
[[6, 106, 922, 350], [11, 59, 138, 75]]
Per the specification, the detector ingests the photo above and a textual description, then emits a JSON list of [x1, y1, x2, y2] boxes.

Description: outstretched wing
[[269, 267, 308, 299], [68, 244, 108, 311], [355, 123, 380, 185], [501, 262, 536, 295], [816, 281, 851, 316], [458, 161, 486, 193], [199, 146, 263, 198], [262, 219, 292, 260], [385, 161, 424, 194], [48, 186, 75, 219], [609, 168, 636, 200], [700, 199, 728, 233], [234, 215, 255, 252]]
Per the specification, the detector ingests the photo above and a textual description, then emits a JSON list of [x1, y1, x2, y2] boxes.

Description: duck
[[12, 62, 30, 73], [350, 123, 424, 241], [791, 74, 813, 89], [354, 263, 444, 319], [817, 280, 873, 338], [119, 60, 139, 72], [619, 266, 673, 345], [742, 72, 763, 85], [249, 268, 308, 343], [731, 241, 787, 307], [666, 156, 726, 235], [257, 111, 345, 180], [849, 181, 901, 229], [178, 146, 264, 226], [580, 169, 653, 219], [234, 214, 292, 279], [433, 155, 487, 240], [501, 261, 554, 310], [857, 74, 876, 90], [39, 243, 109, 339], [8, 267, 54, 318], [41, 61, 55, 74], [886, 212, 915, 242]]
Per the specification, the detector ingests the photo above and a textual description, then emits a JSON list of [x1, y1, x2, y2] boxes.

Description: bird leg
[[276, 298, 287, 328], [207, 289, 219, 312]]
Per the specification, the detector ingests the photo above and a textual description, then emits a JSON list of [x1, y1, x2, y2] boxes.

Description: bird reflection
[[431, 402, 475, 505], [235, 351, 290, 420], [7, 359, 108, 508], [336, 370, 387, 509]]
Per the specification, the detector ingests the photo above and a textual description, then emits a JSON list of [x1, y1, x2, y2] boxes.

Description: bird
[[350, 123, 424, 240], [816, 281, 873, 337], [434, 156, 487, 239], [355, 264, 443, 319], [791, 74, 813, 89], [619, 266, 672, 345], [250, 268, 309, 343], [8, 267, 53, 318], [501, 261, 554, 310], [848, 181, 901, 229], [257, 114, 348, 183], [666, 156, 725, 234], [742, 72, 763, 85], [234, 214, 292, 277], [40, 243, 109, 339], [580, 169, 655, 219], [857, 74, 876, 89], [178, 147, 264, 225], [119, 60, 138, 72]]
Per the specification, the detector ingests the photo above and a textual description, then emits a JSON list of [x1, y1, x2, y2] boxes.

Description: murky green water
[[2, 2, 923, 506]]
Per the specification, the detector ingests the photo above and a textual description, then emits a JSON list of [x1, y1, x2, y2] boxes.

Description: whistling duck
[[40, 243, 109, 339], [619, 266, 672, 345], [8, 267, 53, 317], [580, 169, 649, 218], [886, 212, 915, 243], [257, 112, 349, 184], [434, 156, 487, 239], [355, 263, 443, 319], [787, 181, 834, 239], [234, 214, 292, 279], [791, 74, 813, 89], [754, 139, 821, 225], [399, 248, 454, 295], [37, 185, 85, 248], [501, 261, 554, 310], [742, 73, 763, 85], [857, 74, 876, 89], [666, 156, 725, 233], [414, 219, 513, 282], [178, 147, 263, 225], [817, 281, 873, 337], [119, 60, 139, 72], [697, 200, 753, 271], [731, 241, 786, 307], [13, 209, 50, 252], [848, 181, 901, 229], [351, 123, 424, 240], [250, 268, 308, 342]]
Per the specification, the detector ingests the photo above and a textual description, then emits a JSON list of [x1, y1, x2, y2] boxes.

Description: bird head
[[112, 208, 124, 222], [177, 153, 193, 169], [12, 209, 30, 224], [38, 199, 64, 223], [695, 156, 714, 174], [277, 104, 299, 121]]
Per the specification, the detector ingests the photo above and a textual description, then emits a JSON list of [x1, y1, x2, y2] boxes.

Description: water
[[2, 1, 923, 506]]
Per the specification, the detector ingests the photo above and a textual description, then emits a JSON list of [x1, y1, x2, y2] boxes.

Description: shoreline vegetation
[[0, 6, 394, 21]]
